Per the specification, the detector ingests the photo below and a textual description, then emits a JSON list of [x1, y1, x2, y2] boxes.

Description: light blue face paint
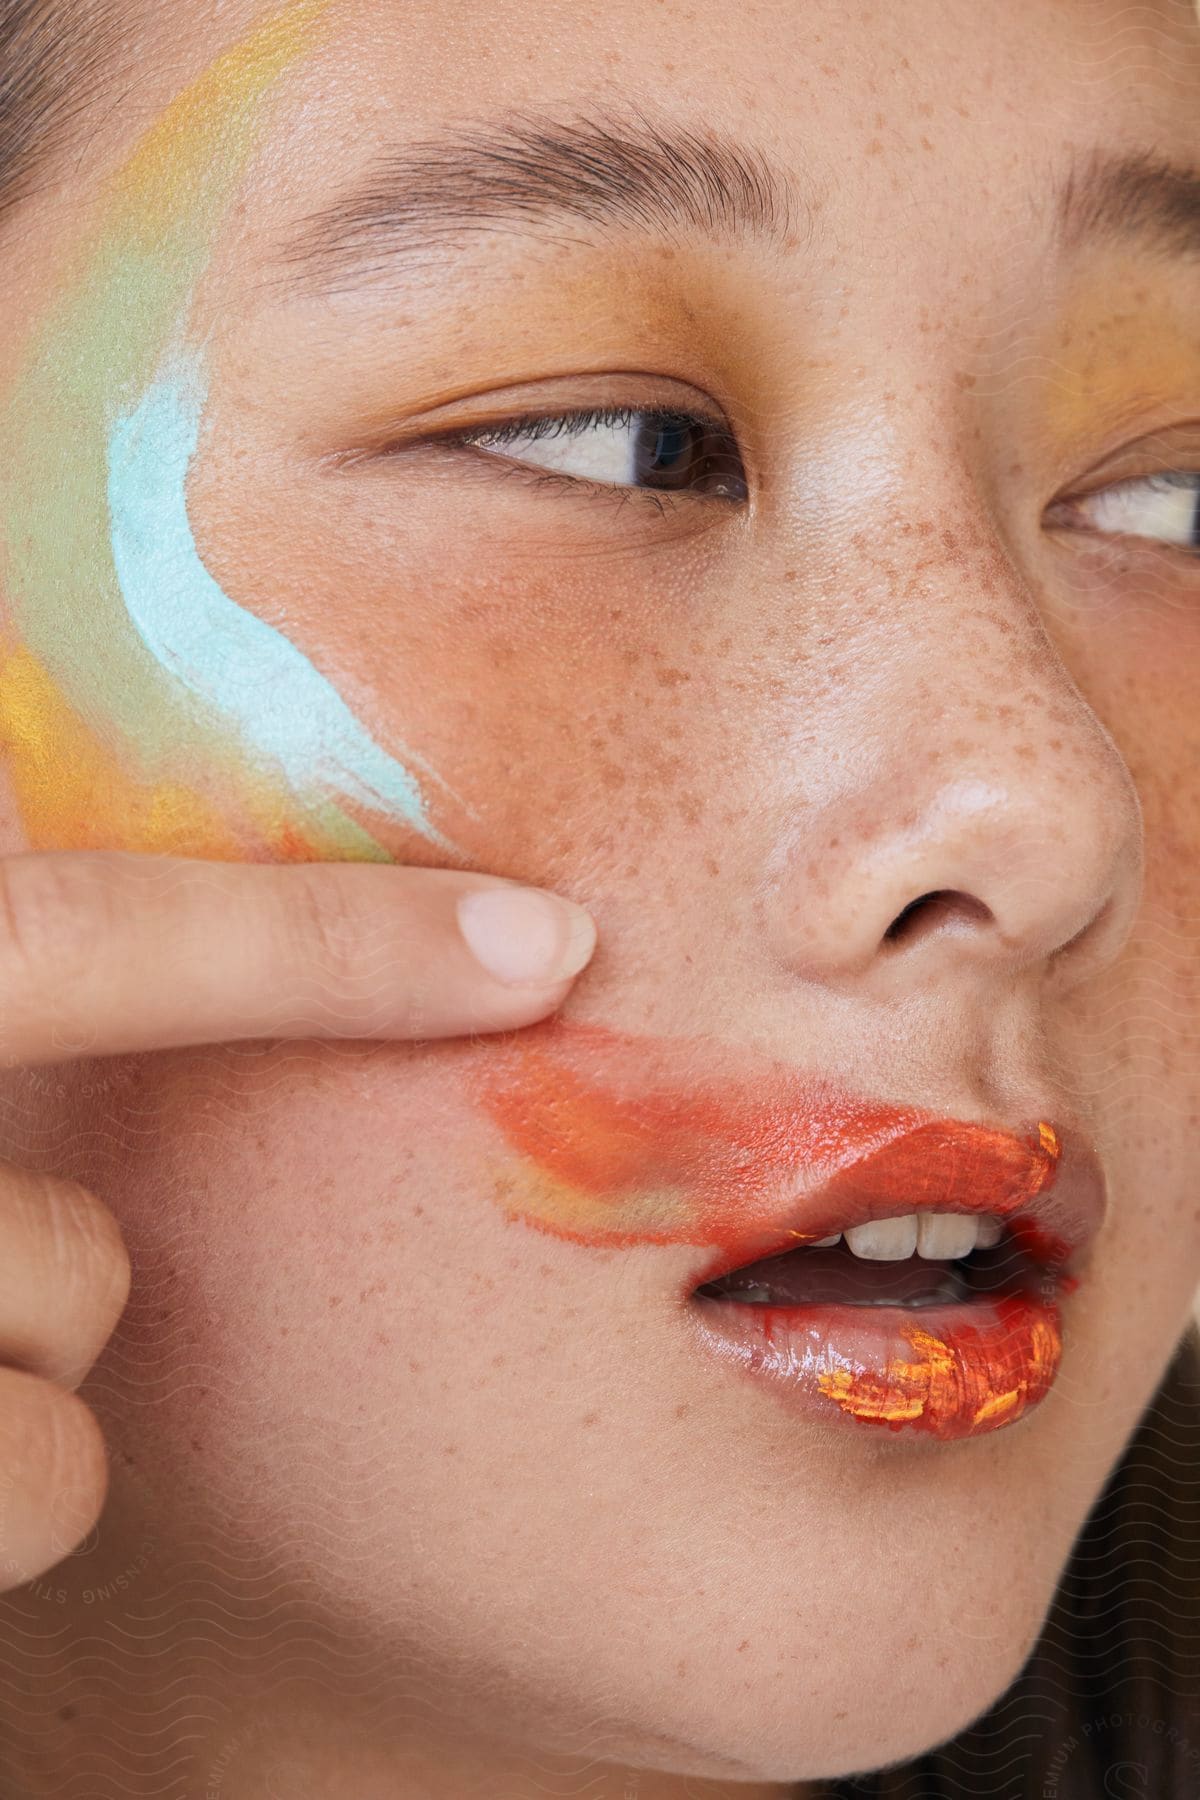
[[106, 347, 457, 853]]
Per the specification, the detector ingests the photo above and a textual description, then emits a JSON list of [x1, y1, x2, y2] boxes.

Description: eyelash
[[438, 403, 746, 514], [427, 405, 1200, 561]]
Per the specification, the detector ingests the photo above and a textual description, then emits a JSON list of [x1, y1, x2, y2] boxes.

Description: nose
[[765, 553, 1144, 1003]]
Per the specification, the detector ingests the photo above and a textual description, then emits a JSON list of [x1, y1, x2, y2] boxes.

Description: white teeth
[[833, 1211, 1008, 1261], [842, 1215, 919, 1260], [916, 1213, 981, 1261], [810, 1233, 842, 1248]]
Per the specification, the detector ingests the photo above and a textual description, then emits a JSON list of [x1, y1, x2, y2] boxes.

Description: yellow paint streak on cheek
[[0, 644, 340, 859], [488, 1162, 685, 1247], [0, 645, 243, 855]]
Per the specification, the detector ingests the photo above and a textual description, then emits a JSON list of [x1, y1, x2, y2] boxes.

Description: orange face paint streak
[[807, 1295, 1063, 1439], [472, 1021, 1061, 1256]]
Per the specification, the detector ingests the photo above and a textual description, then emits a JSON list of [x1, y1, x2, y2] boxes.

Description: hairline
[[0, 0, 128, 226]]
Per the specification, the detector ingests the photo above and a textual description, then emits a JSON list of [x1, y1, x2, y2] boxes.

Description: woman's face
[[3, 0, 1200, 1785]]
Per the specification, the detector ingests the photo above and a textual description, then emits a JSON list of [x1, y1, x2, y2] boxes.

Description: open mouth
[[686, 1209, 1072, 1442], [471, 1019, 1105, 1445], [693, 1211, 1034, 1308]]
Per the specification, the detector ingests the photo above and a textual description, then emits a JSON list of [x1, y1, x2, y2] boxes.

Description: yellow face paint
[[1, 0, 455, 862]]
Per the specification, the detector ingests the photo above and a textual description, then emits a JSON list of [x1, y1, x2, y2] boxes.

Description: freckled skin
[[2, 1, 1200, 1797]]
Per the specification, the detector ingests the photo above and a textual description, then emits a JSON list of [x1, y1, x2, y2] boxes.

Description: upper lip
[[471, 1018, 1108, 1296], [686, 1116, 1108, 1292]]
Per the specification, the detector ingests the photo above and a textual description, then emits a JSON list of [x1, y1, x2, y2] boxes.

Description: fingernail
[[457, 886, 597, 987]]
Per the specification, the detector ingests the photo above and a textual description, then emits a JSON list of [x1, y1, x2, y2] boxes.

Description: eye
[[1049, 470, 1200, 556], [449, 405, 748, 503]]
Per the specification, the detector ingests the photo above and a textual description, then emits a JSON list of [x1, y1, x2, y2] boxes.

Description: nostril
[[882, 889, 995, 947]]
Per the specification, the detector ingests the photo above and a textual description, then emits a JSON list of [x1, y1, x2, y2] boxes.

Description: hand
[[0, 851, 598, 1589]]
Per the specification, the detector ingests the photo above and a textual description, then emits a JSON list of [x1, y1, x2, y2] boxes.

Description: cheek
[[190, 441, 772, 886], [93, 1039, 646, 1522]]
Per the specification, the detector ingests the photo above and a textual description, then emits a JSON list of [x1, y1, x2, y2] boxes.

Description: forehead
[[266, 0, 1199, 141], [200, 0, 1200, 276]]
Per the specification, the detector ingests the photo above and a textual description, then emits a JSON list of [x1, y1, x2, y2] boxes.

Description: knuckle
[[39, 1177, 131, 1323], [39, 1387, 108, 1541], [13, 1173, 132, 1334], [0, 856, 100, 1002], [1, 1377, 106, 1518], [289, 869, 367, 987]]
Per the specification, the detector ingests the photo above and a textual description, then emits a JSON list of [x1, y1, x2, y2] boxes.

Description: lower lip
[[684, 1285, 1068, 1441]]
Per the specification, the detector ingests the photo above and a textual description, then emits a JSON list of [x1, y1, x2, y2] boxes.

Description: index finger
[[0, 852, 598, 1067]]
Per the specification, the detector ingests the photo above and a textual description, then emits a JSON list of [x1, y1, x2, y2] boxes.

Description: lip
[[679, 1112, 1105, 1443], [685, 1115, 1106, 1292], [471, 1020, 1108, 1442], [679, 1116, 1105, 1443]]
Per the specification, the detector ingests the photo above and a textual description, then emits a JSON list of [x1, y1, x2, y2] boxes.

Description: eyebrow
[[278, 105, 808, 288], [1055, 147, 1200, 264], [280, 114, 1200, 295]]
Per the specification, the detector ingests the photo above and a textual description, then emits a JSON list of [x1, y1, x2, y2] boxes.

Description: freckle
[[443, 1443, 458, 1456], [327, 1294, 342, 1309], [920, 135, 934, 152], [783, 570, 797, 582], [656, 666, 690, 688], [581, 1411, 600, 1427], [737, 1640, 750, 1653], [705, 857, 721, 878], [675, 1402, 690, 1419], [279, 1326, 289, 1338], [491, 1353, 506, 1367], [954, 371, 977, 390], [866, 139, 884, 156]]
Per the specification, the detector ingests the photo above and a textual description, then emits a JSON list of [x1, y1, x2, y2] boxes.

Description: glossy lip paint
[[471, 1020, 1107, 1442]]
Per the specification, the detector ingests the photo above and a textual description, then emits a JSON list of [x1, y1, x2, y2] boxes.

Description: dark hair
[[0, 0, 122, 221], [813, 1323, 1200, 1800]]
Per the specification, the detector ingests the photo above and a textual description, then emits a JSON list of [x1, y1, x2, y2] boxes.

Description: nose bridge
[[766, 489, 1145, 999]]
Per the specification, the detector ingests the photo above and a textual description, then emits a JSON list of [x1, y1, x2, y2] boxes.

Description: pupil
[[631, 414, 747, 499], [635, 416, 696, 490]]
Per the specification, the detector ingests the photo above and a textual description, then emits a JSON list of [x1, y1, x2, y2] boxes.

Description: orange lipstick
[[472, 1020, 1106, 1440]]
